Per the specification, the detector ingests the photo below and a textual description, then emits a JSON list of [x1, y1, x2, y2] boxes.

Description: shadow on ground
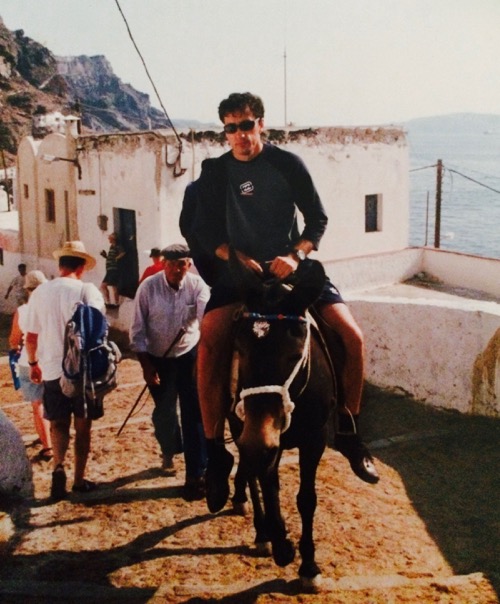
[[1, 309, 498, 601], [358, 383, 500, 598]]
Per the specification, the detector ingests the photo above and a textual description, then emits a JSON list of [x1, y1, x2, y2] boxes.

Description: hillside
[[0, 16, 187, 166], [56, 54, 169, 133]]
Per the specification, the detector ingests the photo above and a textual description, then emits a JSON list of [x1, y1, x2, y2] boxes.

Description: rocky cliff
[[56, 54, 169, 132], [0, 16, 177, 165]]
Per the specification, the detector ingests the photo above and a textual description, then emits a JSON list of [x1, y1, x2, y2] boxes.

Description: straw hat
[[25, 270, 47, 290], [52, 241, 96, 270]]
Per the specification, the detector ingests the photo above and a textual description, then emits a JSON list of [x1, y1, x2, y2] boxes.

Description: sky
[[0, 0, 499, 128]]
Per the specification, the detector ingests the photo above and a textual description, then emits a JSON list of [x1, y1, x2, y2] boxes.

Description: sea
[[408, 130, 500, 259]]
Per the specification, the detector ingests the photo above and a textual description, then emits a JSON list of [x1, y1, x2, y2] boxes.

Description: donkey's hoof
[[300, 572, 323, 593], [231, 501, 250, 516], [273, 538, 295, 567], [255, 541, 272, 556]]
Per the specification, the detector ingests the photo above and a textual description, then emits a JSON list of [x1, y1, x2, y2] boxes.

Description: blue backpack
[[60, 287, 121, 417]]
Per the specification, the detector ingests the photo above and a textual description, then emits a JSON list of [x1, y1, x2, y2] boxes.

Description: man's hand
[[216, 244, 263, 275], [137, 353, 160, 386], [235, 250, 263, 275], [269, 254, 298, 280], [143, 365, 160, 386], [30, 364, 43, 384]]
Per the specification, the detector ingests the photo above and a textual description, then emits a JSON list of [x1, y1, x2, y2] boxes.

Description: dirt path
[[0, 354, 498, 603]]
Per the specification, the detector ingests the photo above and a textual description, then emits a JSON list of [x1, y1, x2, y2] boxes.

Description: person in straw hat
[[24, 241, 105, 501], [9, 270, 52, 460]]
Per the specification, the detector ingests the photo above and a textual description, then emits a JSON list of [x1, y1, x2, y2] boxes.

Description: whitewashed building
[[11, 118, 409, 289]]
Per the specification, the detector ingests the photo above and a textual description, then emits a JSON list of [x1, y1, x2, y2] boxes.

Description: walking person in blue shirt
[[129, 244, 209, 500]]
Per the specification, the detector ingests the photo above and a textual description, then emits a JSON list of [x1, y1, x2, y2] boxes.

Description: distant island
[[404, 113, 500, 135]]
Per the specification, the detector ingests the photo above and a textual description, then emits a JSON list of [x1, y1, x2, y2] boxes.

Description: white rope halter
[[234, 315, 312, 433]]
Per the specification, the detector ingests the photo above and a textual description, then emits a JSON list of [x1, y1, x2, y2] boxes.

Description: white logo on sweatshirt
[[240, 181, 254, 196]]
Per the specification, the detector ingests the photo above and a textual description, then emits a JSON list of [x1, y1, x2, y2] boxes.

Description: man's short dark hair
[[218, 92, 265, 122], [59, 256, 86, 271]]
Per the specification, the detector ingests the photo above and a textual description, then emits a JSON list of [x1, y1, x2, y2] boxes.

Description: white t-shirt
[[25, 277, 105, 381]]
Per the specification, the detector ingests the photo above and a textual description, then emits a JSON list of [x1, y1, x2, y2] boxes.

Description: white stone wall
[[422, 248, 500, 298], [287, 140, 409, 261], [350, 295, 500, 417]]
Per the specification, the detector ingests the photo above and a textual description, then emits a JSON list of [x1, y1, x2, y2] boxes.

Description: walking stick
[[116, 327, 186, 436]]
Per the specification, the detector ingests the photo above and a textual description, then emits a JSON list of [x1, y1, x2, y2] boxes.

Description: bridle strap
[[235, 315, 312, 432]]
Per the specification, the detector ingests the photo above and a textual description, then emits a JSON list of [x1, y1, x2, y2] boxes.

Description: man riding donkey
[[181, 91, 379, 514]]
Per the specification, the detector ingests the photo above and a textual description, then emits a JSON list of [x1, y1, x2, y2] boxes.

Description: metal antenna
[[284, 46, 288, 128], [283, 0, 288, 127]]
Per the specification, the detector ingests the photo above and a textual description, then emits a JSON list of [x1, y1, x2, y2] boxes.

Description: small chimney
[[64, 115, 81, 138]]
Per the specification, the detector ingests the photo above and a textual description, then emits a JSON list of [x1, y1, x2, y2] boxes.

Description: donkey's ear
[[282, 259, 326, 315]]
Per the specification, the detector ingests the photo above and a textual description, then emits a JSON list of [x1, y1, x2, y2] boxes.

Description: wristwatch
[[294, 249, 307, 262]]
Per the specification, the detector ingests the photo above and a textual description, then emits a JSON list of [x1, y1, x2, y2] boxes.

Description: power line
[[446, 168, 500, 195], [113, 0, 182, 149], [410, 164, 437, 172], [410, 162, 500, 196]]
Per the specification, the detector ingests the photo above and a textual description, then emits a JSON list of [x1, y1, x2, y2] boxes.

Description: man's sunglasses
[[223, 119, 259, 134]]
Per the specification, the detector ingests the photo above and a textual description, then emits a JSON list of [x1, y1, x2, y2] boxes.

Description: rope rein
[[234, 314, 312, 432]]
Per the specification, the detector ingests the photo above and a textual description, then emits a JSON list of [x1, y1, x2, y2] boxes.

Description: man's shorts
[[206, 274, 344, 313], [43, 378, 104, 421]]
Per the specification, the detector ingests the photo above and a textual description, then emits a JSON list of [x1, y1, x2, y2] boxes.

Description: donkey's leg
[[247, 477, 271, 554], [232, 460, 270, 553], [297, 437, 326, 585], [231, 460, 249, 515], [260, 458, 295, 567]]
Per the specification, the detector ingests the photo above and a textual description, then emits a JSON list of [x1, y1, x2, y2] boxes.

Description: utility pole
[[434, 159, 443, 248], [283, 0, 288, 128], [424, 191, 429, 246]]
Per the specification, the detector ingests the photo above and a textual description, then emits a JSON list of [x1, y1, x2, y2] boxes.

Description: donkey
[[228, 254, 338, 589]]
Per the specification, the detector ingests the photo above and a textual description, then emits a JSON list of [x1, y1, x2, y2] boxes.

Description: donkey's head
[[230, 252, 326, 471]]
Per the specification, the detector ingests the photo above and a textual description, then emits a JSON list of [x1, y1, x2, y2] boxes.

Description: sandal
[[72, 479, 98, 493]]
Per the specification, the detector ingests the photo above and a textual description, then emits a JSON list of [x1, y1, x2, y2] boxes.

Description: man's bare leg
[[319, 303, 379, 483], [100, 283, 110, 304], [73, 417, 92, 488], [197, 304, 239, 512], [318, 303, 364, 414], [32, 401, 51, 453], [50, 418, 71, 500]]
